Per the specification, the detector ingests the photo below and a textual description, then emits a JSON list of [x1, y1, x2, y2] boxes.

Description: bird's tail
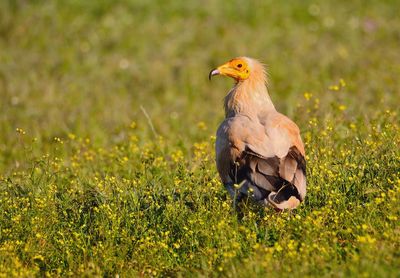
[[267, 183, 301, 210]]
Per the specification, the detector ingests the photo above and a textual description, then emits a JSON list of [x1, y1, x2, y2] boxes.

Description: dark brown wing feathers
[[229, 146, 305, 203]]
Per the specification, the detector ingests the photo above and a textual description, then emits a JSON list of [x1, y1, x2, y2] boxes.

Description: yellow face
[[209, 58, 250, 81]]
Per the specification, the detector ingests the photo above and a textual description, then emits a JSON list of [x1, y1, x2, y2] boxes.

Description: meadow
[[0, 0, 399, 277]]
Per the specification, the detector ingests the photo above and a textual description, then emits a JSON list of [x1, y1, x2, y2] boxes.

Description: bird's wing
[[216, 112, 306, 209]]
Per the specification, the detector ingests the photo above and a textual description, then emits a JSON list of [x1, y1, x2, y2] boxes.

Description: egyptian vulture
[[209, 57, 306, 210]]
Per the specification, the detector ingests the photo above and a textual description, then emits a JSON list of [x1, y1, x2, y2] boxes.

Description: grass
[[0, 0, 399, 277]]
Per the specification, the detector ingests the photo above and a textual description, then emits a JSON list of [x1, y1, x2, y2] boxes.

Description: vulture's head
[[209, 57, 267, 85], [209, 57, 251, 81]]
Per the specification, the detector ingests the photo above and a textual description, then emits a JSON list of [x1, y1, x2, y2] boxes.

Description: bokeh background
[[0, 1, 399, 276], [1, 0, 399, 152]]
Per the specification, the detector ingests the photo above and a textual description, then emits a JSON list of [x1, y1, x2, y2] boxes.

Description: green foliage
[[0, 1, 399, 277]]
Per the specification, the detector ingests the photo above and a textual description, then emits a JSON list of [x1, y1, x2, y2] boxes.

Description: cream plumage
[[209, 57, 306, 210]]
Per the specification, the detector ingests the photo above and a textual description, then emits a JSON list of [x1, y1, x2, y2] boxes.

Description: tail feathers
[[267, 183, 302, 210], [225, 180, 302, 210]]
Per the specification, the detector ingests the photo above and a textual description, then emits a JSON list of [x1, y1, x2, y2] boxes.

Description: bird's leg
[[225, 159, 239, 198], [224, 182, 236, 199]]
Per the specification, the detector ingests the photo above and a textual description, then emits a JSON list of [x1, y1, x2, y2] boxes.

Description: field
[[0, 0, 399, 277]]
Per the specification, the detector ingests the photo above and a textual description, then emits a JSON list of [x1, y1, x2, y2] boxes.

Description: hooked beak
[[209, 62, 244, 81], [209, 68, 219, 80]]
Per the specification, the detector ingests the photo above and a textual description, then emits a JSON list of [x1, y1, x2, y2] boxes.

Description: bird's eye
[[237, 64, 242, 68]]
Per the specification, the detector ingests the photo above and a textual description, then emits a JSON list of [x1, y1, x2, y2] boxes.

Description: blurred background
[[0, 0, 399, 163], [1, 1, 399, 276]]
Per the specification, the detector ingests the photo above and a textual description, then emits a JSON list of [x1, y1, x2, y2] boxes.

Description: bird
[[209, 57, 306, 210]]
